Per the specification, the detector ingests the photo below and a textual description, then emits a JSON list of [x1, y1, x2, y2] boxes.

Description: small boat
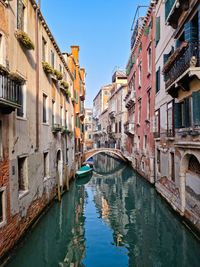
[[83, 157, 94, 167], [76, 165, 93, 178], [76, 172, 93, 186]]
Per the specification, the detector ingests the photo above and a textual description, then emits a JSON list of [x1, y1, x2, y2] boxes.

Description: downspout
[[35, 2, 40, 151]]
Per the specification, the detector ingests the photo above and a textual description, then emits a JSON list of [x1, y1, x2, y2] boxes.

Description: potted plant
[[54, 69, 63, 80], [42, 61, 54, 75], [65, 89, 71, 98], [15, 30, 35, 50], [60, 80, 69, 89], [52, 124, 62, 134]]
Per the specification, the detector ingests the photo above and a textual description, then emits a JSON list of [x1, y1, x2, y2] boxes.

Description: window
[[155, 17, 160, 46], [59, 64, 62, 74], [138, 62, 142, 87], [167, 101, 174, 136], [0, 121, 2, 160], [51, 50, 54, 68], [65, 110, 68, 128], [156, 67, 160, 93], [119, 121, 121, 133], [42, 37, 46, 61], [157, 149, 160, 173], [144, 135, 147, 150], [18, 156, 28, 192], [115, 122, 118, 133], [174, 92, 200, 128], [89, 116, 92, 121], [17, 0, 25, 30], [17, 85, 25, 117], [43, 94, 48, 123], [0, 188, 6, 226], [43, 152, 49, 178], [89, 134, 92, 139], [147, 46, 152, 74], [155, 109, 160, 137], [147, 91, 151, 121], [138, 99, 141, 124], [60, 106, 63, 126], [52, 100, 55, 126], [170, 152, 175, 182], [66, 147, 68, 165]]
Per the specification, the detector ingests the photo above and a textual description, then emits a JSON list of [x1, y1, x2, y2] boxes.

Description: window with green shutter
[[156, 67, 160, 93], [192, 91, 200, 126], [174, 102, 182, 128], [155, 17, 160, 46]]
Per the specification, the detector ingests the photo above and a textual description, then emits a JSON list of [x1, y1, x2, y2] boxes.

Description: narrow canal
[[5, 153, 200, 267]]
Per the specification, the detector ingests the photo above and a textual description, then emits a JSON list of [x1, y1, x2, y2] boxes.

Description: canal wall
[[123, 153, 200, 236], [0, 186, 56, 262]]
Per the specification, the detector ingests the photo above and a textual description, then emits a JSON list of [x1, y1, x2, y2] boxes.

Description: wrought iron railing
[[164, 41, 200, 89], [0, 73, 22, 106]]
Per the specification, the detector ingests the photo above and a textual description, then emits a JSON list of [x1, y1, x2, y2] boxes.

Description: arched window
[[188, 155, 200, 175]]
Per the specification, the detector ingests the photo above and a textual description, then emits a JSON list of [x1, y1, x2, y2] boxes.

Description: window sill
[[42, 123, 49, 126], [19, 190, 29, 200], [147, 72, 151, 78], [16, 116, 27, 121]]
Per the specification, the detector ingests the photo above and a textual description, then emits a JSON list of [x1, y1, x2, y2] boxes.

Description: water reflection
[[6, 154, 200, 267]]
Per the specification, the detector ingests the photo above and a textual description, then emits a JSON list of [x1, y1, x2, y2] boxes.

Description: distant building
[[84, 108, 93, 150], [93, 84, 113, 148], [107, 71, 127, 149]]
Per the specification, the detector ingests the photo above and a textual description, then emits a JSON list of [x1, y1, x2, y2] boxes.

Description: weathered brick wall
[[0, 187, 56, 260]]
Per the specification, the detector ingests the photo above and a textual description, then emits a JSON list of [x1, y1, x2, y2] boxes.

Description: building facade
[[84, 108, 93, 151], [67, 46, 86, 169], [93, 84, 112, 148], [155, 0, 200, 232], [0, 0, 85, 258], [125, 2, 156, 183], [108, 71, 127, 150]]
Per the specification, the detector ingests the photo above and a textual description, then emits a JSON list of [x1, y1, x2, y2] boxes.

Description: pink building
[[125, 2, 155, 183]]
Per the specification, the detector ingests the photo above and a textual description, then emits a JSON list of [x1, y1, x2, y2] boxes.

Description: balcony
[[109, 111, 115, 119], [79, 109, 85, 120], [163, 41, 200, 97], [124, 122, 135, 136], [165, 0, 189, 29], [0, 73, 22, 114], [125, 89, 135, 109], [80, 90, 85, 101]]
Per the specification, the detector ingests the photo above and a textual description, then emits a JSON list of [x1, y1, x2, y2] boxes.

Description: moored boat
[[75, 165, 93, 178]]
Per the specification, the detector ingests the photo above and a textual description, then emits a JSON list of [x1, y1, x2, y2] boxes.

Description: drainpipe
[[35, 2, 40, 151]]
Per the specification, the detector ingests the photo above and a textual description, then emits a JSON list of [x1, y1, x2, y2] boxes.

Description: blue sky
[[41, 0, 149, 108]]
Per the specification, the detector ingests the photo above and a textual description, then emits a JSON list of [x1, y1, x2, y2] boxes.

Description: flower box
[[42, 61, 54, 75], [15, 30, 35, 50]]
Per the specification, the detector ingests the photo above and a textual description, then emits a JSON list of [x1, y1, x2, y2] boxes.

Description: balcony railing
[[125, 90, 135, 109], [124, 122, 135, 135], [0, 73, 22, 113], [164, 41, 200, 91], [165, 0, 189, 29]]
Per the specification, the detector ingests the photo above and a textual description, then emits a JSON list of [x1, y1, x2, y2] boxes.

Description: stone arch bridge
[[83, 148, 127, 163]]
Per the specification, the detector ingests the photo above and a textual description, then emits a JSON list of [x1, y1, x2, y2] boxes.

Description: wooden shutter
[[155, 17, 160, 46], [174, 103, 182, 128], [156, 67, 160, 93], [184, 21, 198, 42], [192, 91, 200, 126], [184, 98, 190, 127]]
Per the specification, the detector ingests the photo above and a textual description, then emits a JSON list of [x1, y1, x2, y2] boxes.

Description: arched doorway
[[180, 152, 200, 214]]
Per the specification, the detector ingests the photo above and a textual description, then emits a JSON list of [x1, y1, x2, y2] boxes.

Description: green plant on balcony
[[15, 30, 35, 50], [52, 124, 62, 134], [42, 61, 54, 75], [60, 80, 69, 89], [65, 89, 71, 98], [61, 126, 68, 134], [71, 97, 76, 104], [9, 72, 25, 84], [68, 130, 74, 138], [54, 69, 63, 80]]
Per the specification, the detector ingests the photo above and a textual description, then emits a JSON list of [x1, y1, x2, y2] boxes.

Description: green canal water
[[6, 154, 200, 267]]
